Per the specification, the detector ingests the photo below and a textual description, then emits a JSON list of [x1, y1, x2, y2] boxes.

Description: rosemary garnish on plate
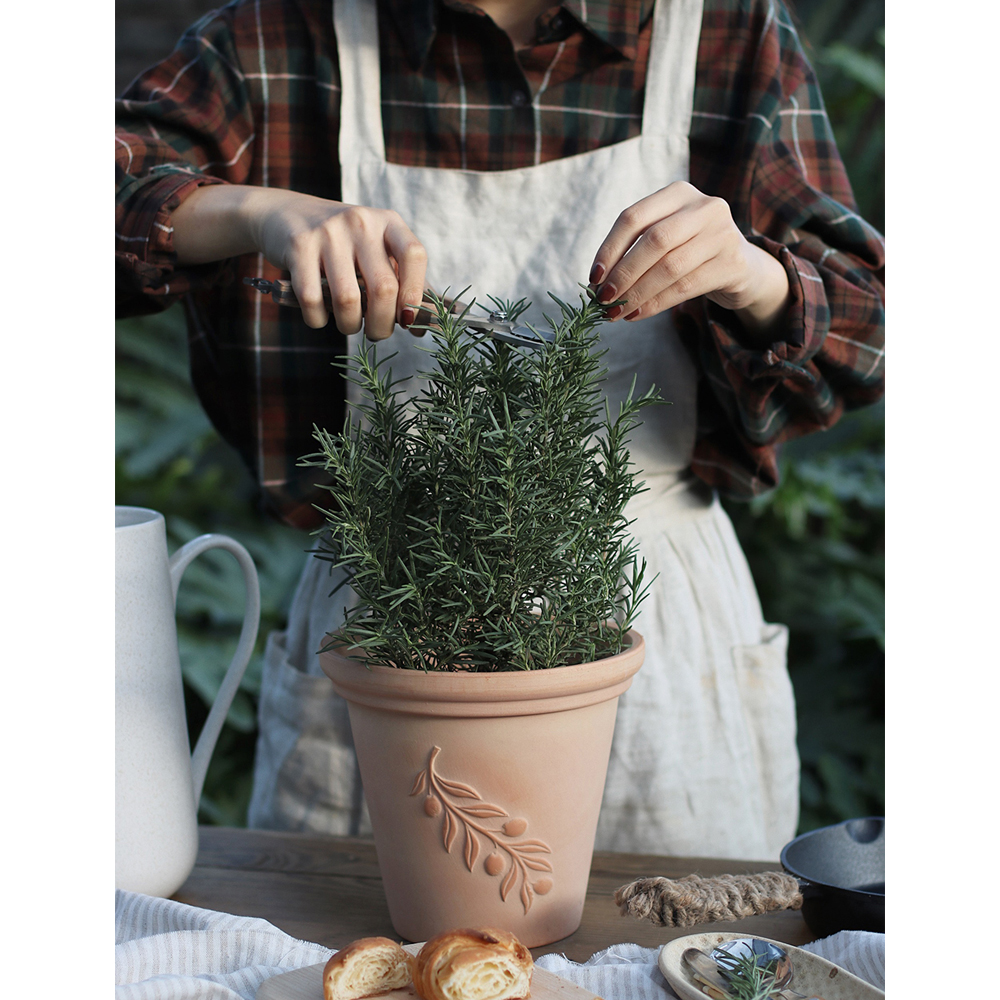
[[713, 949, 782, 1000]]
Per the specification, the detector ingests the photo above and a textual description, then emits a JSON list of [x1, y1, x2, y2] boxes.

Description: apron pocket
[[247, 629, 370, 836], [732, 623, 799, 857]]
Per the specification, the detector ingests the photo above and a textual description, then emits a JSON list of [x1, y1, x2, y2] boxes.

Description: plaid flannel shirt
[[115, 0, 886, 528]]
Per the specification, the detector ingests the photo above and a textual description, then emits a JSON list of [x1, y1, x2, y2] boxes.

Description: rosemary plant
[[303, 288, 660, 671]]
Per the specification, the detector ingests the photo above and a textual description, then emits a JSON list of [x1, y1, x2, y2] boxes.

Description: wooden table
[[174, 827, 815, 961]]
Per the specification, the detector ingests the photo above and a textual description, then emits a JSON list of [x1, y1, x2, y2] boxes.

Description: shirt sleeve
[[115, 9, 255, 317], [683, 0, 885, 499]]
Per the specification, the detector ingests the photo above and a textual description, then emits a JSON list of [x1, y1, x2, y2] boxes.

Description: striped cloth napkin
[[534, 934, 885, 996], [115, 891, 333, 999], [115, 890, 884, 999]]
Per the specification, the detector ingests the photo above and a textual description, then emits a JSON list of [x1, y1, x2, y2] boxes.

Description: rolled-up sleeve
[[685, 0, 885, 498], [115, 10, 255, 316]]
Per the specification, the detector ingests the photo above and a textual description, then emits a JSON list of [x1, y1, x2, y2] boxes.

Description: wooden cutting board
[[258, 944, 603, 1000]]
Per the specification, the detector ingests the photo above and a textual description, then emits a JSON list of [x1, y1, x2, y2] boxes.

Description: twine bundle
[[614, 872, 803, 928]]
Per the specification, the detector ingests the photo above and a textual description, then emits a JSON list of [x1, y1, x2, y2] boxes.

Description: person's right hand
[[251, 189, 427, 338], [172, 185, 428, 340]]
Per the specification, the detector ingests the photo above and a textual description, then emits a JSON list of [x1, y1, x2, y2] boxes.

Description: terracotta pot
[[320, 632, 644, 948]]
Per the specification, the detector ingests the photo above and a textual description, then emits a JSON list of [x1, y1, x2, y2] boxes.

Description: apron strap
[[642, 0, 705, 140], [334, 0, 386, 166]]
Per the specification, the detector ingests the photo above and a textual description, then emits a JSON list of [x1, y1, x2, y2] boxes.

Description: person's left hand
[[589, 181, 791, 337]]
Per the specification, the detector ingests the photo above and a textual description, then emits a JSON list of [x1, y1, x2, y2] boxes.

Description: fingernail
[[597, 283, 618, 304], [589, 262, 605, 286], [606, 304, 624, 320], [401, 307, 415, 328], [624, 308, 641, 321]]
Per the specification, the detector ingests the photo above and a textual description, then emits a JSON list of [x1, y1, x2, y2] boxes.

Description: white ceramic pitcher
[[116, 506, 260, 897]]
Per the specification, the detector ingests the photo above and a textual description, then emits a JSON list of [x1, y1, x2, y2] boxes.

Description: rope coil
[[613, 872, 803, 928]]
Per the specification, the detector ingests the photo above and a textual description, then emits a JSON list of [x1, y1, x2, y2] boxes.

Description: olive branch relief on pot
[[410, 745, 553, 914]]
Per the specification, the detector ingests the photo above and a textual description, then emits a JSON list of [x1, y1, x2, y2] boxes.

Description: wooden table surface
[[174, 827, 815, 961]]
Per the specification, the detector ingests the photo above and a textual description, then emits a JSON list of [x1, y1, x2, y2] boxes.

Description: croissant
[[323, 936, 415, 1000], [412, 928, 533, 1000]]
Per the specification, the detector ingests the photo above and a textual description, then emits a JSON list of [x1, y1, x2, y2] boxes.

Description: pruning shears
[[243, 276, 552, 349]]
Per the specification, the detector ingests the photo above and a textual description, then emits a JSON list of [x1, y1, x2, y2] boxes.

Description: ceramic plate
[[258, 944, 603, 1000], [658, 931, 884, 1000]]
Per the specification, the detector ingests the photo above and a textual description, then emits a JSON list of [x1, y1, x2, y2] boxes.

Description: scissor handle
[[243, 276, 465, 330]]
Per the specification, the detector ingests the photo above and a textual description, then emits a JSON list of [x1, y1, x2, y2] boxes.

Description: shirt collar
[[383, 0, 650, 70], [560, 1, 647, 61]]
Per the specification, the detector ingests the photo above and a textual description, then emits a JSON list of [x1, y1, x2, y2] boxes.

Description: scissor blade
[[462, 317, 552, 350], [488, 326, 553, 349], [242, 277, 553, 349]]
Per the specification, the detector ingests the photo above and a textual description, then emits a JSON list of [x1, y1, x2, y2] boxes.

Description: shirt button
[[511, 90, 529, 108]]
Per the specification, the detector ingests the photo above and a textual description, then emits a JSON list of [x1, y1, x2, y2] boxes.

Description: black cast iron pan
[[615, 816, 885, 938], [780, 816, 884, 937]]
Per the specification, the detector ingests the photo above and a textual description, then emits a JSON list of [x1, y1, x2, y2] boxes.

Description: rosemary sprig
[[713, 951, 781, 1000]]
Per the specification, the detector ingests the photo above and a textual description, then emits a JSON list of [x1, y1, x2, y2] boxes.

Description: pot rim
[[320, 629, 645, 717]]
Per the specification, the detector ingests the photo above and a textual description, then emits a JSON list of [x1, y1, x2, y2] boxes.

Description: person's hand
[[172, 185, 427, 339], [250, 189, 427, 338], [588, 181, 791, 338]]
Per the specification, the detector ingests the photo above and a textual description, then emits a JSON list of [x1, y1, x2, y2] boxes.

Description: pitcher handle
[[168, 534, 261, 805]]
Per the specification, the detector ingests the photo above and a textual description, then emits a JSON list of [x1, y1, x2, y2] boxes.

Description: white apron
[[248, 0, 799, 859]]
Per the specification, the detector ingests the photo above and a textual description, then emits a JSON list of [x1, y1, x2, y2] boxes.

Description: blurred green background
[[115, 0, 884, 834]]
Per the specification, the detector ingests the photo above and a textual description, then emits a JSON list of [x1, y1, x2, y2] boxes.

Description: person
[[116, 0, 885, 860]]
